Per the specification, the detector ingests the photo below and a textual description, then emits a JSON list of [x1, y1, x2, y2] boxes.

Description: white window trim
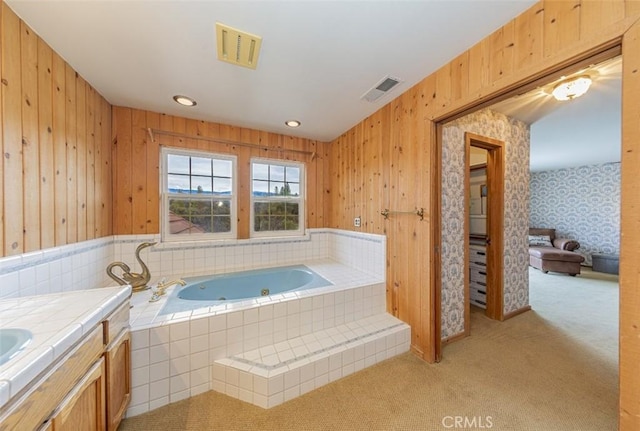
[[160, 146, 237, 242], [250, 157, 305, 238]]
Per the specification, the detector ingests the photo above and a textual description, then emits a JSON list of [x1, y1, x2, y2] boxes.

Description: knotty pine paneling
[[620, 16, 640, 431], [329, 0, 640, 369], [0, 2, 112, 256], [111, 107, 328, 237]]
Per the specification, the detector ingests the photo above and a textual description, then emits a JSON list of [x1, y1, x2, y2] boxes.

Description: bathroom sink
[[0, 328, 32, 366]]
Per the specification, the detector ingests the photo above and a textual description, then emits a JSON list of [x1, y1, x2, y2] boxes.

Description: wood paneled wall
[[329, 0, 639, 376], [0, 3, 112, 257], [111, 107, 329, 237]]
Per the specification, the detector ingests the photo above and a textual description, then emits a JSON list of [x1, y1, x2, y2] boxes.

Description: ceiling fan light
[[551, 76, 592, 101]]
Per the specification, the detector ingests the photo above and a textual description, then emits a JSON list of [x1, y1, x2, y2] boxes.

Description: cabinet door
[[51, 357, 106, 431], [105, 330, 131, 431]]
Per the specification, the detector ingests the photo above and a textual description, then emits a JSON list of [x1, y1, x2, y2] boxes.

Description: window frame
[[250, 157, 305, 238], [160, 147, 237, 242]]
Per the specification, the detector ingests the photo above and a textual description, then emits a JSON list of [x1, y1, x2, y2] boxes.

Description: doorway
[[465, 134, 504, 328]]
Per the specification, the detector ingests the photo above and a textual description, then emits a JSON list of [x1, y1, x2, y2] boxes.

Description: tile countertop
[[0, 285, 131, 409]]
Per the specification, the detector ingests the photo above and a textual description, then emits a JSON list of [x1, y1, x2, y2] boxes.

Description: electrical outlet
[[354, 217, 361, 227]]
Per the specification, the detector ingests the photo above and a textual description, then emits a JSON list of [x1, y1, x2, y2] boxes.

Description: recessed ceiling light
[[285, 120, 301, 128], [173, 95, 197, 107]]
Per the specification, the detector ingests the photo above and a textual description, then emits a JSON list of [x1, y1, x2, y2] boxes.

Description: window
[[161, 148, 236, 240], [251, 159, 304, 237]]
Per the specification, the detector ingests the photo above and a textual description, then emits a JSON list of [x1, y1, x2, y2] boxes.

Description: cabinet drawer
[[470, 297, 487, 309], [470, 279, 487, 292], [469, 246, 487, 263], [103, 302, 130, 346], [470, 267, 487, 283], [470, 288, 486, 301]]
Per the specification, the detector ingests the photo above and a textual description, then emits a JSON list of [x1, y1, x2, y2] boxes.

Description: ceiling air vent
[[215, 22, 262, 70], [361, 75, 403, 102]]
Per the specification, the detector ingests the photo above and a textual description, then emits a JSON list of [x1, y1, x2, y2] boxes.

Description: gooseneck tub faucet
[[106, 241, 156, 292]]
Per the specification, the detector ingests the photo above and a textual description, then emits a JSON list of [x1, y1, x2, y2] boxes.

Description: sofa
[[528, 228, 585, 276]]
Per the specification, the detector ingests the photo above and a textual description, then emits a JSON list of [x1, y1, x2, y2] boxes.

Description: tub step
[[211, 313, 410, 408]]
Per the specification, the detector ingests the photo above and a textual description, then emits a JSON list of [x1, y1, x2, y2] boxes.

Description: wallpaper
[[441, 109, 530, 339], [530, 163, 620, 266]]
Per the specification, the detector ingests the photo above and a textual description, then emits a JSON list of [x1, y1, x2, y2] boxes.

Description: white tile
[[170, 389, 190, 403], [284, 369, 300, 390], [131, 329, 150, 349], [211, 379, 226, 393], [132, 348, 150, 369], [131, 366, 149, 387], [225, 383, 239, 398], [191, 382, 209, 397], [268, 374, 284, 396], [227, 311, 243, 328], [253, 375, 268, 396], [253, 393, 268, 409], [126, 403, 149, 417], [243, 308, 259, 325], [170, 356, 190, 377], [238, 371, 253, 391], [268, 392, 284, 408], [149, 361, 170, 382], [238, 388, 253, 404], [149, 326, 170, 346], [190, 318, 209, 337], [225, 367, 239, 386], [190, 367, 209, 387], [170, 373, 190, 393], [284, 385, 300, 402], [170, 339, 190, 359], [170, 321, 190, 341], [131, 384, 150, 405], [149, 396, 169, 411], [314, 373, 328, 388], [190, 350, 209, 371], [149, 344, 170, 364], [190, 334, 209, 353], [299, 379, 315, 395]]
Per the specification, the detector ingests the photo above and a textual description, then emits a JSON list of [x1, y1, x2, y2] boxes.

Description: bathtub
[[160, 265, 332, 315]]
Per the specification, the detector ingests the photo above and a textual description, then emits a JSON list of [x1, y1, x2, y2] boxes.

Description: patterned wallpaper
[[530, 163, 620, 266], [441, 109, 530, 339]]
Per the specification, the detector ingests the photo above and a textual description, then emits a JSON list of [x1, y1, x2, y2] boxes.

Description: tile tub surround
[[0, 286, 131, 409], [125, 260, 407, 416], [0, 237, 115, 299], [0, 228, 386, 301]]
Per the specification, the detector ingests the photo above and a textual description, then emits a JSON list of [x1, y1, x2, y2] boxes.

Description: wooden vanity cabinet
[[104, 329, 131, 431], [0, 298, 131, 431], [102, 301, 131, 431], [49, 358, 106, 431]]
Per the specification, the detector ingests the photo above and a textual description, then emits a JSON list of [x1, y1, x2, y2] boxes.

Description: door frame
[[465, 133, 505, 327], [431, 45, 623, 363]]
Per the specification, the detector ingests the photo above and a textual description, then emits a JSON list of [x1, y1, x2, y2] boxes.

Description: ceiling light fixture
[[173, 95, 197, 107], [285, 120, 301, 128], [551, 75, 592, 101]]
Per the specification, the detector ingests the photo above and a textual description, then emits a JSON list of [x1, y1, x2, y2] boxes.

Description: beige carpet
[[119, 267, 619, 431]]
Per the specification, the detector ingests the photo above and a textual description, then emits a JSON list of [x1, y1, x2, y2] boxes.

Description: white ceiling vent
[[215, 22, 262, 70], [361, 75, 403, 102]]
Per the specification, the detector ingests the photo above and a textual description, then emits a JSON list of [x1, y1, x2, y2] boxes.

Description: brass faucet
[[106, 242, 156, 292], [149, 278, 186, 302]]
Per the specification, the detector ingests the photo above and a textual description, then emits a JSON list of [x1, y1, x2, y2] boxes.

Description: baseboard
[[503, 305, 532, 320], [441, 330, 467, 345]]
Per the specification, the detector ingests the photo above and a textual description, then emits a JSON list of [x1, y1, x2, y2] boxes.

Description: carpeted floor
[[119, 267, 619, 431]]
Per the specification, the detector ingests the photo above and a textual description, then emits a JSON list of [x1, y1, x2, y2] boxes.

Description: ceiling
[[491, 56, 622, 172], [6, 0, 537, 143]]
